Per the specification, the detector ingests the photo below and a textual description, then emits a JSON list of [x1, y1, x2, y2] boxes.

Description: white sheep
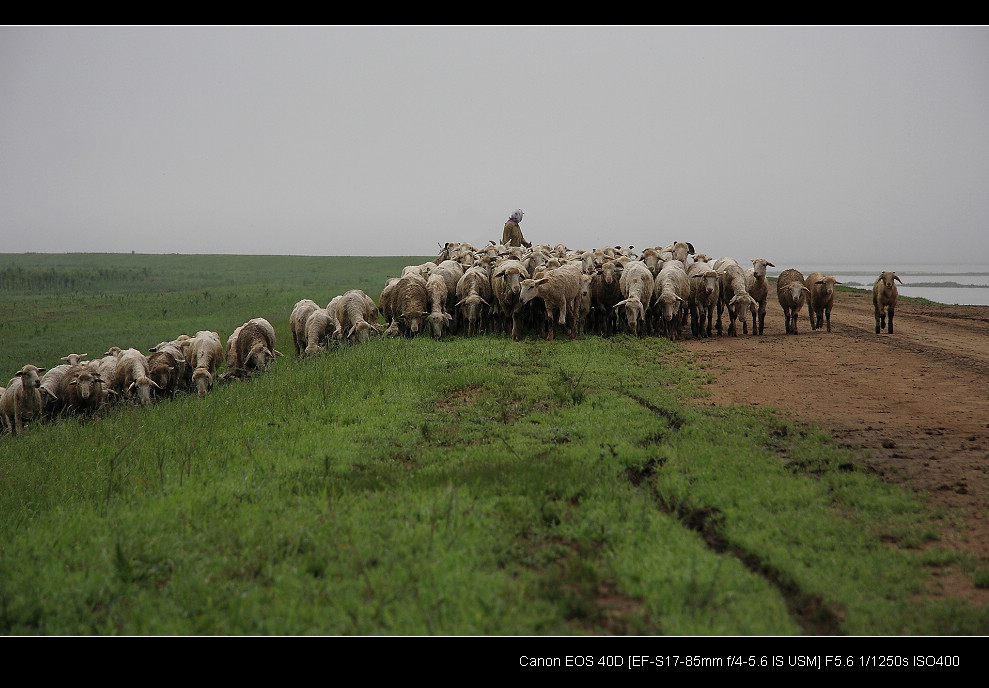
[[1, 364, 47, 434], [776, 268, 811, 335], [519, 261, 582, 340], [614, 259, 653, 337], [425, 272, 453, 339], [873, 271, 902, 334], [333, 289, 381, 344], [651, 260, 690, 340], [806, 272, 842, 333], [113, 348, 160, 405], [713, 257, 756, 337], [235, 318, 281, 374], [39, 364, 70, 418], [290, 299, 322, 357], [744, 258, 776, 335], [186, 330, 224, 397], [455, 266, 493, 338]]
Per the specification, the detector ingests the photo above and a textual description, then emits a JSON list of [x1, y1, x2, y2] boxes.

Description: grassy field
[[0, 253, 986, 637]]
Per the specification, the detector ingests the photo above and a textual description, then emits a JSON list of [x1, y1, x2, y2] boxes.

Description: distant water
[[768, 263, 989, 307]]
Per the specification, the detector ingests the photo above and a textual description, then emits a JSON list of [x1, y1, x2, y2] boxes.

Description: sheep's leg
[[825, 307, 832, 333], [887, 307, 894, 334]]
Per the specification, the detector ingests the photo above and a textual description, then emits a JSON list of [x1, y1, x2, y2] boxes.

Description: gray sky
[[2, 25, 987, 264]]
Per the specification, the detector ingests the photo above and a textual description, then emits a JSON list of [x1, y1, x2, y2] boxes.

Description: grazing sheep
[[333, 289, 381, 344], [56, 363, 105, 416], [873, 271, 902, 334], [806, 272, 842, 333], [186, 330, 224, 397], [146, 349, 183, 399], [744, 258, 776, 335], [113, 348, 160, 405], [148, 339, 188, 392], [714, 257, 757, 337], [456, 266, 493, 338], [519, 261, 582, 340], [378, 277, 402, 335], [687, 259, 720, 338], [651, 260, 690, 340], [427, 260, 465, 333], [776, 268, 811, 335], [235, 319, 280, 375], [391, 273, 430, 338], [425, 273, 453, 339], [574, 272, 593, 336], [290, 299, 322, 357], [302, 308, 335, 355], [224, 326, 243, 378], [491, 258, 531, 340], [1, 364, 47, 434], [614, 260, 653, 337]]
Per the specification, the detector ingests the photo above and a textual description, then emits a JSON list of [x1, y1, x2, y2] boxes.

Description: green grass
[[0, 254, 986, 636]]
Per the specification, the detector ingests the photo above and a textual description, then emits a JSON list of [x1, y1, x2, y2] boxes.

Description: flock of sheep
[[0, 240, 904, 436]]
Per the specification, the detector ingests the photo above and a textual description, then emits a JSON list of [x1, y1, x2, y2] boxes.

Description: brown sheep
[[873, 271, 902, 334], [806, 272, 842, 333], [776, 268, 811, 335]]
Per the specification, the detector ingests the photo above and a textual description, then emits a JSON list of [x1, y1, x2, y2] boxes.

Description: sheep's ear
[[273, 349, 284, 357], [767, 261, 775, 267], [834, 281, 843, 285], [894, 275, 902, 283]]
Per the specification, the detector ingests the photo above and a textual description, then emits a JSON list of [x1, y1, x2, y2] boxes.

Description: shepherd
[[502, 208, 531, 248]]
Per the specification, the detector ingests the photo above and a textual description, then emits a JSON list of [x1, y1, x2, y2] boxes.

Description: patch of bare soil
[[679, 288, 989, 604]]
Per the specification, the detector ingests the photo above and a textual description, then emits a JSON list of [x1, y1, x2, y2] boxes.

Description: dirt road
[[678, 286, 989, 602]]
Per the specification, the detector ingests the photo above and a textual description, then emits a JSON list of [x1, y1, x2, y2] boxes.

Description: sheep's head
[[878, 271, 902, 289], [750, 258, 775, 278], [427, 311, 452, 338], [16, 365, 44, 388], [192, 367, 214, 397]]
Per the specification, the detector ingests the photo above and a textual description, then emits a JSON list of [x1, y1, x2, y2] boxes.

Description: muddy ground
[[678, 286, 989, 604]]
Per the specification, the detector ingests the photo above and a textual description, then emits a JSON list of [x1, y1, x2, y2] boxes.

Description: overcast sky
[[2, 26, 987, 264]]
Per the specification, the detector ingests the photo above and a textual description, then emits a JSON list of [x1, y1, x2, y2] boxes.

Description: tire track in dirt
[[678, 287, 989, 603]]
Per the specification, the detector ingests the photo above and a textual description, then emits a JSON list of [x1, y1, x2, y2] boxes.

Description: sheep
[[146, 349, 183, 399], [776, 268, 811, 335], [806, 272, 843, 333], [235, 318, 280, 374], [687, 259, 720, 338], [614, 259, 653, 337], [290, 299, 322, 357], [873, 271, 902, 334], [744, 258, 776, 335], [389, 274, 429, 338], [224, 326, 243, 378], [186, 330, 224, 397], [148, 338, 188, 392], [39, 364, 70, 418], [456, 266, 493, 338], [651, 260, 690, 340], [302, 308, 335, 355], [378, 277, 402, 335], [333, 289, 381, 344], [113, 348, 160, 405], [1, 364, 47, 434], [713, 257, 757, 337], [424, 272, 453, 339], [490, 258, 531, 340], [519, 261, 582, 340], [427, 260, 465, 333], [60, 353, 89, 365], [574, 272, 594, 337], [88, 350, 121, 405], [56, 363, 105, 416], [589, 260, 624, 336]]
